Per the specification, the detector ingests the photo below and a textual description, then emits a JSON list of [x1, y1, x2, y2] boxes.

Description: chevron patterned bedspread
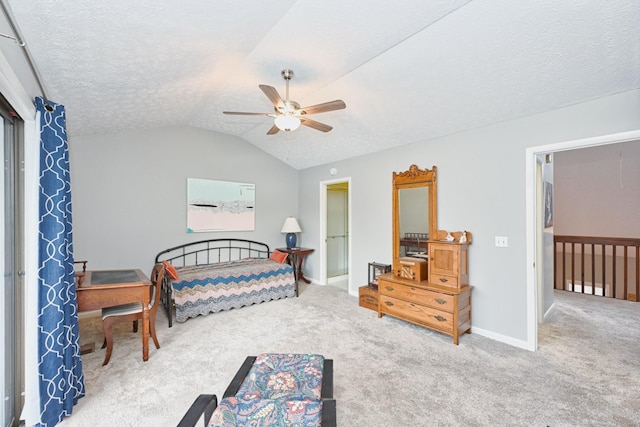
[[171, 258, 296, 322]]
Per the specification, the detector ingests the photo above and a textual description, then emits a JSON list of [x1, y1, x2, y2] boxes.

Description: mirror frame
[[392, 164, 437, 260]]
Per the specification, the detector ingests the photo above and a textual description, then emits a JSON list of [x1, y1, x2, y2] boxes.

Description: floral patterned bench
[[177, 353, 335, 427]]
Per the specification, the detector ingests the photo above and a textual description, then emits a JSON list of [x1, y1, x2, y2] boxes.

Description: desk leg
[[296, 254, 311, 284]]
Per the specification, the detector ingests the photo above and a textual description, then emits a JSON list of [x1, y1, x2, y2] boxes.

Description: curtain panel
[[35, 97, 84, 426]]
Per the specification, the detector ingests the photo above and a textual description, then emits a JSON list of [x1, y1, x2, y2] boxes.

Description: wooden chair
[[74, 260, 88, 285], [100, 264, 165, 365]]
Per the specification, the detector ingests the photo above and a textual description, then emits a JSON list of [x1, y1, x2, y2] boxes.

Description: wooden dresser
[[377, 273, 471, 344], [381, 165, 473, 345]]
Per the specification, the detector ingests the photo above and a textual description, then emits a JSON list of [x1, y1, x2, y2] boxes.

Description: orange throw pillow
[[162, 260, 179, 280], [270, 250, 288, 264]]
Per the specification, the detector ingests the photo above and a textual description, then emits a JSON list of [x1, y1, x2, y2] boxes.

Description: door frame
[[319, 177, 352, 290], [525, 129, 640, 351]]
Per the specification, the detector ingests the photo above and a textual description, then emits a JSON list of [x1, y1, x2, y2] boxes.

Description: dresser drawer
[[429, 273, 459, 288], [379, 294, 454, 332], [379, 281, 454, 312]]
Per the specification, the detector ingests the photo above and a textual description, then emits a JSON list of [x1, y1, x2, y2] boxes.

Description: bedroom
[[1, 1, 639, 426]]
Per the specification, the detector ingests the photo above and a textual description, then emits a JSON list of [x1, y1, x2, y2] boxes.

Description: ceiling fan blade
[[259, 85, 285, 109], [266, 124, 280, 135], [300, 117, 333, 132], [299, 100, 346, 115], [223, 111, 271, 116]]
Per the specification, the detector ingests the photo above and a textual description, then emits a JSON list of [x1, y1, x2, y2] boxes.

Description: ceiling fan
[[223, 69, 346, 135]]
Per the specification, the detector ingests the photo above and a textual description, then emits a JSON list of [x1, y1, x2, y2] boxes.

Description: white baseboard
[[471, 326, 532, 351], [543, 302, 556, 322], [328, 275, 348, 291]]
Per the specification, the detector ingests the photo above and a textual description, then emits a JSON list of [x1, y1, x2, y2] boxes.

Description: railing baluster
[[591, 243, 595, 295], [612, 245, 617, 299], [570, 242, 575, 292], [623, 246, 628, 300], [636, 245, 639, 302], [602, 244, 606, 297], [580, 242, 585, 293], [561, 242, 566, 290], [554, 240, 558, 290]]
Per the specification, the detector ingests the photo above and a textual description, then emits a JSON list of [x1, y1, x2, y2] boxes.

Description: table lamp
[[281, 217, 301, 248]]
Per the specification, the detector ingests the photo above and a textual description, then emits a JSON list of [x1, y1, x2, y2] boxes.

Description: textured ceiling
[[5, 1, 640, 169]]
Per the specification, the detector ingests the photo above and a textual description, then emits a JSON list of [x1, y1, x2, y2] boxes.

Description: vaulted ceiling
[[5, 1, 639, 169]]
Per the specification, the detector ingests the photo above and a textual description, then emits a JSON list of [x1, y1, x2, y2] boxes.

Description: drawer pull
[[434, 315, 447, 322], [439, 278, 449, 283], [384, 301, 394, 307], [435, 298, 447, 305], [385, 286, 394, 291]]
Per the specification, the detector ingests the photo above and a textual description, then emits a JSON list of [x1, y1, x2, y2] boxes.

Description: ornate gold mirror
[[392, 165, 437, 260]]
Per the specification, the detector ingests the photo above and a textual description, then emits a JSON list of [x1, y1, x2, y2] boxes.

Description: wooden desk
[[76, 269, 152, 362], [277, 247, 314, 286]]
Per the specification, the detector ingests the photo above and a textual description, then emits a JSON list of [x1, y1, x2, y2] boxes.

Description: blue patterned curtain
[[35, 97, 84, 426]]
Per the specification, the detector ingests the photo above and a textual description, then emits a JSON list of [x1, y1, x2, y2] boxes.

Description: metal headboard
[[154, 238, 271, 267]]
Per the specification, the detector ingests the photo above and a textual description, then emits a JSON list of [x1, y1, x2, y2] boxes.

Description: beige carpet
[[61, 283, 640, 426]]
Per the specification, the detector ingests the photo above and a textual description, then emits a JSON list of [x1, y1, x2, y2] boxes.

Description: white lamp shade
[[281, 217, 301, 233], [274, 115, 301, 132]]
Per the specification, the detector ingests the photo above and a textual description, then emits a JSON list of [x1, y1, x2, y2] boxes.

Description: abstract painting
[[187, 178, 255, 232]]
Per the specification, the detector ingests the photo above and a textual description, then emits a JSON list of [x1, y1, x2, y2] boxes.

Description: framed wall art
[[543, 181, 553, 228], [187, 178, 255, 232]]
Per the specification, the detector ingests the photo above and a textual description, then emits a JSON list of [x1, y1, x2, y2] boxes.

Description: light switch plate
[[495, 236, 508, 247]]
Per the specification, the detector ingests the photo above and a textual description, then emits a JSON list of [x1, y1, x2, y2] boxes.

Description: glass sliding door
[[1, 94, 24, 427]]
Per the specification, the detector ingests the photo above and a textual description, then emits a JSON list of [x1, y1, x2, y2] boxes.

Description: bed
[[154, 239, 297, 327]]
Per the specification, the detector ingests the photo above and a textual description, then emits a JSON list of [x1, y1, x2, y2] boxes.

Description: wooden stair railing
[[554, 235, 640, 301]]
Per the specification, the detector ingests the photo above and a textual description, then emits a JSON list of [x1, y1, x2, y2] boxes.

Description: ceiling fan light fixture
[[274, 115, 301, 132]]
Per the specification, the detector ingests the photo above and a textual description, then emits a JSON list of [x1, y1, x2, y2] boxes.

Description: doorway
[[327, 182, 349, 287], [526, 129, 640, 351], [320, 178, 351, 291]]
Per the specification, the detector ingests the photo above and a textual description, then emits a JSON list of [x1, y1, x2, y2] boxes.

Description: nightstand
[[276, 247, 314, 285]]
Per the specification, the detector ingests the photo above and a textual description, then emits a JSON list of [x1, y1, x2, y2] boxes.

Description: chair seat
[[102, 302, 143, 319], [237, 353, 325, 400]]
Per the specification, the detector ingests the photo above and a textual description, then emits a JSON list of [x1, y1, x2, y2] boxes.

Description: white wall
[[69, 126, 299, 272], [554, 140, 640, 237], [298, 89, 640, 346]]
